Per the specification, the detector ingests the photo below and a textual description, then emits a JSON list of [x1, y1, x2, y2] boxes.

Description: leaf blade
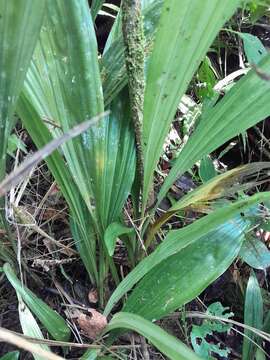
[[142, 0, 240, 207], [104, 192, 270, 316], [3, 263, 70, 342], [106, 312, 201, 360], [158, 54, 270, 203]]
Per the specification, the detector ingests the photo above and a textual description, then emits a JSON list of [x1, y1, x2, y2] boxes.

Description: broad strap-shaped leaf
[[23, 0, 135, 232], [0, 352, 19, 360], [123, 217, 246, 320], [3, 263, 70, 341], [158, 54, 270, 204], [240, 236, 270, 270], [142, 0, 240, 208], [106, 312, 201, 360], [149, 162, 270, 239], [23, 0, 104, 226], [239, 32, 267, 65], [104, 192, 270, 315], [199, 156, 216, 183], [91, 0, 105, 20], [16, 95, 99, 284], [242, 271, 264, 359], [99, 93, 135, 228], [104, 222, 133, 256], [0, 0, 45, 180], [18, 296, 51, 360]]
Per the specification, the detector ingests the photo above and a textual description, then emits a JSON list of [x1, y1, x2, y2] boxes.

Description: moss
[[122, 0, 145, 204]]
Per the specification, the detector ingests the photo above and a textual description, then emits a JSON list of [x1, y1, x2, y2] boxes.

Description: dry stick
[[0, 327, 64, 360], [3, 328, 141, 349], [0, 111, 109, 197], [122, 0, 145, 213]]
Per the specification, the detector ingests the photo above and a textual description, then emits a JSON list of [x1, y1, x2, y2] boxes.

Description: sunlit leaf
[[17, 94, 99, 284]]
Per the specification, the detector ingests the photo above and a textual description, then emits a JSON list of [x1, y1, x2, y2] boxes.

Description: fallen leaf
[[88, 288, 98, 304], [77, 308, 107, 339]]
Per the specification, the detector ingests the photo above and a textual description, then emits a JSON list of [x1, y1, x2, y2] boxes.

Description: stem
[[122, 0, 145, 212]]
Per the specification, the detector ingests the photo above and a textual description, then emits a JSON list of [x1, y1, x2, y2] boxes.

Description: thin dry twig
[[0, 328, 141, 349], [0, 327, 64, 360]]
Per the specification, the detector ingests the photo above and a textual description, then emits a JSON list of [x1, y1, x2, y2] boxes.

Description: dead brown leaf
[[76, 308, 107, 339], [88, 288, 98, 304]]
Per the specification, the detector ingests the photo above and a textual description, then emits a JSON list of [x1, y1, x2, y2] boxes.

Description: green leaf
[[81, 349, 100, 360], [0, 352, 19, 360], [150, 162, 270, 237], [158, 54, 270, 204], [7, 134, 27, 157], [3, 263, 70, 341], [239, 33, 267, 65], [91, 0, 105, 19], [20, 0, 136, 289], [142, 0, 240, 208], [18, 296, 51, 360], [22, 0, 135, 231], [0, 0, 46, 180], [104, 192, 270, 316], [23, 0, 104, 224], [104, 222, 133, 256], [240, 236, 270, 270], [17, 94, 99, 284], [123, 217, 246, 321], [199, 156, 217, 183], [242, 270, 263, 360], [191, 302, 233, 359], [196, 57, 217, 100], [106, 312, 201, 360]]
